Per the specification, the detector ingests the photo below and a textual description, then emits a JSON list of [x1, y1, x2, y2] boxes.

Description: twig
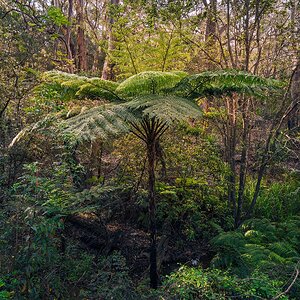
[[271, 262, 300, 300]]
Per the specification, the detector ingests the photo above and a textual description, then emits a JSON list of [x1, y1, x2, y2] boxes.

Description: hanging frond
[[9, 113, 65, 147], [115, 71, 188, 99], [14, 69, 283, 147], [124, 95, 201, 124], [40, 70, 120, 101], [171, 70, 283, 99], [42, 70, 83, 83], [75, 78, 120, 101], [62, 104, 134, 142]]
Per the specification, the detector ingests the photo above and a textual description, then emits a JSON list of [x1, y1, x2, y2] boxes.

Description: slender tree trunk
[[101, 0, 119, 80], [226, 0, 236, 68], [75, 0, 87, 71], [289, 60, 300, 130], [225, 96, 237, 218], [130, 118, 169, 288], [244, 70, 298, 222], [147, 138, 158, 289], [235, 97, 250, 227], [244, 0, 250, 71], [204, 0, 217, 70], [66, 0, 74, 73]]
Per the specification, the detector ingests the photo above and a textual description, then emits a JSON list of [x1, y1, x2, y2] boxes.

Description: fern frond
[[62, 104, 133, 142], [242, 218, 277, 242], [9, 113, 64, 147], [124, 95, 201, 124], [115, 71, 187, 99], [41, 70, 120, 102], [75, 78, 120, 101], [268, 242, 299, 260], [172, 70, 283, 99]]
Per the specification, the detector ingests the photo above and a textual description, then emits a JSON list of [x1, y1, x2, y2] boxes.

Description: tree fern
[[171, 70, 283, 99], [124, 95, 201, 124], [115, 71, 187, 99], [75, 78, 120, 101], [10, 69, 284, 289], [62, 105, 133, 142], [40, 71, 120, 102]]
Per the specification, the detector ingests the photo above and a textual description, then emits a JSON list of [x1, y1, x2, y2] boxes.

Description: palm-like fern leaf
[[62, 104, 134, 142], [172, 70, 283, 99], [124, 95, 201, 124], [41, 71, 120, 101], [9, 113, 65, 147], [75, 78, 120, 101], [115, 71, 188, 99]]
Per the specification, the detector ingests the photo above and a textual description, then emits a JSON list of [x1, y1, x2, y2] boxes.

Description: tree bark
[[204, 0, 217, 70], [147, 138, 158, 289], [75, 0, 87, 71], [66, 0, 74, 73], [235, 96, 250, 227], [101, 0, 119, 80], [289, 60, 300, 130]]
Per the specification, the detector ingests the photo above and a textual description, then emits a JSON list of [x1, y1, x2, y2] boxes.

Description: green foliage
[[124, 95, 201, 124], [25, 69, 283, 145], [163, 265, 287, 299], [116, 71, 187, 98], [211, 218, 300, 278], [172, 70, 283, 99], [0, 279, 13, 299], [111, 3, 194, 78], [46, 7, 69, 26], [0, 163, 137, 299], [254, 175, 300, 221], [156, 181, 228, 241], [62, 105, 132, 142], [82, 252, 137, 299], [39, 71, 120, 102], [76, 78, 120, 101]]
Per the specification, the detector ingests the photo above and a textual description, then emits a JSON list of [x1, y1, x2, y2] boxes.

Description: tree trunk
[[289, 60, 300, 130], [235, 97, 250, 227], [147, 138, 158, 289], [66, 0, 74, 73], [101, 0, 119, 80], [75, 0, 87, 71], [225, 96, 237, 219], [204, 0, 217, 70]]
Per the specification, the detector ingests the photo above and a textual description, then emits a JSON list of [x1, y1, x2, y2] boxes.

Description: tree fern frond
[[60, 78, 89, 90], [268, 242, 299, 259], [8, 113, 64, 147], [62, 104, 132, 142], [41, 70, 120, 102], [124, 95, 201, 124], [172, 70, 283, 99], [75, 78, 120, 101], [115, 71, 187, 99]]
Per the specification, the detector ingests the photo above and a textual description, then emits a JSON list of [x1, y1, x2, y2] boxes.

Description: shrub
[[163, 265, 287, 299]]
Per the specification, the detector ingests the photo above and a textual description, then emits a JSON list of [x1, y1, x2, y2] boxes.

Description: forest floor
[[64, 213, 212, 282]]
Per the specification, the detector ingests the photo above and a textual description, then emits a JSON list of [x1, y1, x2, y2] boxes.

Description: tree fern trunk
[[147, 138, 158, 289]]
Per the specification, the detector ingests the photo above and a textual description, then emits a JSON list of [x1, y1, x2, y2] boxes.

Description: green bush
[[254, 175, 300, 221], [163, 265, 287, 300]]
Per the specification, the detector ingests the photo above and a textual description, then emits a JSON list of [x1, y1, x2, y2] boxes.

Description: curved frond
[[116, 71, 187, 99], [75, 78, 120, 101], [63, 104, 133, 142], [172, 70, 283, 99], [124, 95, 202, 124], [9, 113, 64, 148], [40, 70, 120, 101]]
